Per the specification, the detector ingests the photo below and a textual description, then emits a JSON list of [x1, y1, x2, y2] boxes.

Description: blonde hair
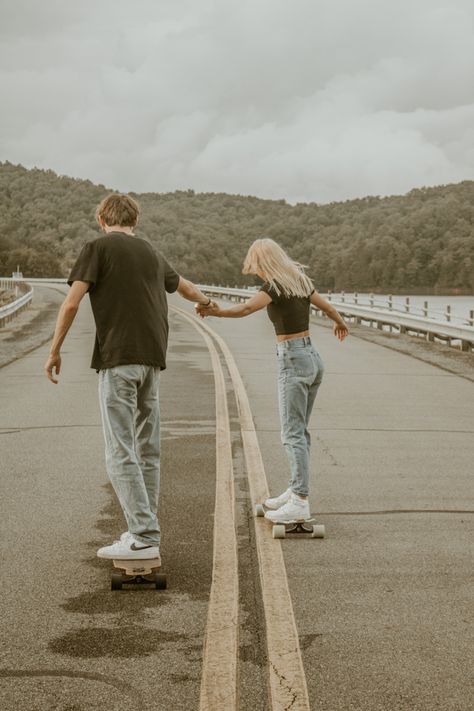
[[95, 193, 140, 227], [243, 238, 314, 298]]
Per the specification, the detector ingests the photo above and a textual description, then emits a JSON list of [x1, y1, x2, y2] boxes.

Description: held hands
[[195, 300, 220, 318], [333, 321, 349, 341]]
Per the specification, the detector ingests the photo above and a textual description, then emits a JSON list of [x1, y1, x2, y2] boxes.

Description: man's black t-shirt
[[67, 232, 180, 372]]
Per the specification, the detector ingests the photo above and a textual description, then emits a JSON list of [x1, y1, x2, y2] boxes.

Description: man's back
[[67, 232, 180, 371]]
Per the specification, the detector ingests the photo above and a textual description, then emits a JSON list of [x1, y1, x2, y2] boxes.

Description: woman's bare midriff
[[276, 330, 310, 342]]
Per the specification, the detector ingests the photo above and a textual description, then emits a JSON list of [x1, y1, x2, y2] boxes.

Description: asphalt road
[[0, 284, 66, 369], [206, 301, 474, 711], [1, 285, 473, 710], [0, 289, 217, 711]]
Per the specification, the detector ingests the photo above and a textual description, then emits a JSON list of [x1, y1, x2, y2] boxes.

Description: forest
[[0, 161, 473, 294]]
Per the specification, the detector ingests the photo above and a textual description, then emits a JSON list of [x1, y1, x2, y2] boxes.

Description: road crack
[[270, 661, 298, 710]]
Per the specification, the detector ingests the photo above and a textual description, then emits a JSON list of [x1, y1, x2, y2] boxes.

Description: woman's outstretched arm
[[197, 290, 271, 318], [310, 291, 349, 341]]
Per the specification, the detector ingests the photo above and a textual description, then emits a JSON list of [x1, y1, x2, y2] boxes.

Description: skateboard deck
[[255, 503, 325, 539], [110, 557, 167, 591]]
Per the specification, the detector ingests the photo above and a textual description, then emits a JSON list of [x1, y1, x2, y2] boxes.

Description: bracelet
[[200, 298, 211, 307]]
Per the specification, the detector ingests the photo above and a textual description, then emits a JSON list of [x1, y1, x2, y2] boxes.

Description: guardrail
[[198, 285, 474, 352], [0, 278, 34, 328], [324, 291, 474, 328], [2, 278, 473, 352], [2, 277, 68, 284]]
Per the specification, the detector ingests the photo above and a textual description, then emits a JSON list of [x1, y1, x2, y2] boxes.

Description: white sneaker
[[264, 493, 310, 523], [97, 536, 160, 560], [264, 487, 292, 510]]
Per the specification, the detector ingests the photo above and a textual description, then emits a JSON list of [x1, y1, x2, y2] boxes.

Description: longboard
[[111, 557, 167, 591], [255, 503, 325, 539]]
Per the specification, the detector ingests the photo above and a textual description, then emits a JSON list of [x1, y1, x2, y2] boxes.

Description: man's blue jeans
[[277, 337, 324, 497], [98, 364, 161, 546]]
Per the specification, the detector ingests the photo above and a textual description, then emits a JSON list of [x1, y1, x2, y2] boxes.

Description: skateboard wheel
[[255, 504, 265, 517], [311, 524, 325, 539], [272, 524, 286, 539], [155, 573, 167, 590], [111, 572, 123, 591]]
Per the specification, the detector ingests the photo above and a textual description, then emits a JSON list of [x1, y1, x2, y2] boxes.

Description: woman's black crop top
[[259, 282, 314, 335]]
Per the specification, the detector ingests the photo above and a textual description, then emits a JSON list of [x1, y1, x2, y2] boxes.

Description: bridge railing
[[2, 278, 473, 352], [198, 285, 474, 352], [325, 291, 474, 328], [0, 278, 34, 327]]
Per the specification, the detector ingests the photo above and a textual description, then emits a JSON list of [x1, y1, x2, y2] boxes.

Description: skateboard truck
[[255, 504, 326, 539], [111, 557, 167, 591]]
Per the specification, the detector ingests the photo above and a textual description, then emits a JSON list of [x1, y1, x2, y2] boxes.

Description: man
[[44, 193, 213, 560]]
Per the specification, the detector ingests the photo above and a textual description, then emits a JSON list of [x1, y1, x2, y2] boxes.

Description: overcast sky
[[0, 0, 473, 203]]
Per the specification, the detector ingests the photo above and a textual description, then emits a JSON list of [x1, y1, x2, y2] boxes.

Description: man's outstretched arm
[[44, 281, 90, 384], [176, 277, 214, 306]]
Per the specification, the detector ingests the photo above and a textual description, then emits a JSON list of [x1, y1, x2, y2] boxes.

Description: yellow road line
[[175, 307, 311, 711], [172, 307, 239, 711]]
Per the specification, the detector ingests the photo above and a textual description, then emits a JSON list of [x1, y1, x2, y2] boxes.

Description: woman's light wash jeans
[[98, 364, 161, 546], [277, 336, 324, 497]]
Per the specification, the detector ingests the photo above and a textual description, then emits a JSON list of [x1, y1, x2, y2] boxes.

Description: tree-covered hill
[[0, 161, 473, 293]]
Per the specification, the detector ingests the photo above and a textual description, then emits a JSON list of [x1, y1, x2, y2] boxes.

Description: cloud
[[0, 0, 473, 202]]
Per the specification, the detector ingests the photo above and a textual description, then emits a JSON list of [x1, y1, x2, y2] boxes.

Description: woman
[[197, 238, 348, 523]]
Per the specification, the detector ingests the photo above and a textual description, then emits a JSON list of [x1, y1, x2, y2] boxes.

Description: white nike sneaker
[[264, 487, 292, 510], [97, 536, 160, 560], [264, 493, 310, 523]]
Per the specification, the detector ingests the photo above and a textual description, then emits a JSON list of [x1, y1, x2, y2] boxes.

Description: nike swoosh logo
[[130, 542, 154, 550]]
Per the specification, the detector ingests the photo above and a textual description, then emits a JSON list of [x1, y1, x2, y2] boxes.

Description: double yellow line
[[173, 307, 310, 711]]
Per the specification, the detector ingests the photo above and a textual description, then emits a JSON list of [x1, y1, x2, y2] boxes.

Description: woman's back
[[260, 282, 313, 336]]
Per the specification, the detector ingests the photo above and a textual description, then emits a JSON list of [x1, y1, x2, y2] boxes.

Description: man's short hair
[[95, 193, 140, 227]]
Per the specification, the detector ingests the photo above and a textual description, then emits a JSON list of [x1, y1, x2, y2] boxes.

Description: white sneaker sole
[[264, 513, 310, 524], [97, 547, 160, 560]]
